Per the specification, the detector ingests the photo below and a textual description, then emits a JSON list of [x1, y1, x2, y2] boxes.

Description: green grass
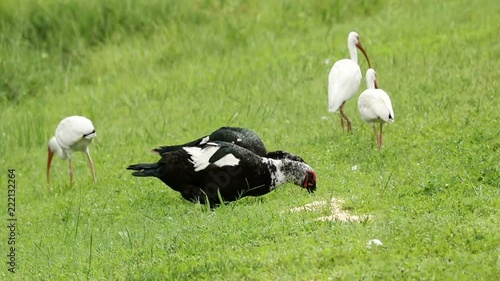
[[1, 0, 499, 279]]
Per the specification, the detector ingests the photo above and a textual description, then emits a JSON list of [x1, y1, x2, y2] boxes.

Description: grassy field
[[1, 0, 499, 279]]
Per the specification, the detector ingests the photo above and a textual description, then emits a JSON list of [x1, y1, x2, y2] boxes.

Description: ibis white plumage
[[328, 31, 371, 132], [47, 116, 97, 185], [357, 69, 394, 150]]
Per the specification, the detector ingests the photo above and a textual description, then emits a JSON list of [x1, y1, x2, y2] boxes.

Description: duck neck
[[263, 158, 309, 189], [263, 159, 287, 189]]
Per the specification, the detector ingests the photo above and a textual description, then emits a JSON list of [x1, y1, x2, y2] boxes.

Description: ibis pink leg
[[346, 116, 352, 132], [86, 152, 97, 182], [372, 124, 381, 150], [379, 124, 384, 150], [339, 103, 352, 132], [69, 158, 74, 185], [47, 149, 54, 185], [339, 112, 345, 131]]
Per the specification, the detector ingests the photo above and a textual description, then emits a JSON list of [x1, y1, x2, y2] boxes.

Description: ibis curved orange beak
[[356, 42, 371, 69]]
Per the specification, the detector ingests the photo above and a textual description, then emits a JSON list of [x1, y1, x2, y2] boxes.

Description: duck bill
[[374, 80, 379, 89], [356, 43, 371, 69], [47, 149, 54, 184]]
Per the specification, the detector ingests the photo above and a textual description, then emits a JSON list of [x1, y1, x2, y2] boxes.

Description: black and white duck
[[151, 127, 305, 163], [127, 141, 316, 207]]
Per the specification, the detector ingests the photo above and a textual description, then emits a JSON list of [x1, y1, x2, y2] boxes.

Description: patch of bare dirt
[[289, 197, 371, 222]]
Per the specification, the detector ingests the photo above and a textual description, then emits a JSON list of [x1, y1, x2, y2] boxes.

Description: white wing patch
[[199, 136, 210, 145], [183, 144, 240, 172], [213, 154, 240, 170]]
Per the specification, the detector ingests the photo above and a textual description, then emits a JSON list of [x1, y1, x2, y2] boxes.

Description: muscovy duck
[[151, 127, 305, 163], [127, 141, 316, 207]]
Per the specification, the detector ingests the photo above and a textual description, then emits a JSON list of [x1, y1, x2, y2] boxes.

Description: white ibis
[[47, 116, 97, 185], [328, 31, 371, 132], [357, 69, 394, 150]]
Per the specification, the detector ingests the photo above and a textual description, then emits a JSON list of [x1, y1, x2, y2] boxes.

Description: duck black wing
[[127, 148, 201, 194], [215, 128, 306, 163], [151, 135, 211, 155], [183, 141, 273, 206], [152, 127, 268, 156]]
